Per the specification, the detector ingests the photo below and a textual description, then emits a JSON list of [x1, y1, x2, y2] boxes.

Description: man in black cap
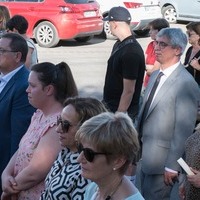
[[103, 6, 145, 123], [102, 7, 145, 184]]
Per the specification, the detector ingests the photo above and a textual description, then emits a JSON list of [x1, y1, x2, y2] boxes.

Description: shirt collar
[[160, 61, 180, 77], [0, 65, 24, 83]]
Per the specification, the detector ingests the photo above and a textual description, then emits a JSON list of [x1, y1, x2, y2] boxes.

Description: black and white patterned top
[[40, 148, 90, 200]]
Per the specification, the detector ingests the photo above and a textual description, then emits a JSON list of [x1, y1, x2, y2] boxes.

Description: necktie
[[141, 72, 164, 123]]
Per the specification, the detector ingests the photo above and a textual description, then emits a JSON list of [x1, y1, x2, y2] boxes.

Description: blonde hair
[[75, 112, 140, 174]]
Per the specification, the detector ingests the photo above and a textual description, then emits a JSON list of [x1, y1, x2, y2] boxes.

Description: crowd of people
[[0, 7, 200, 200]]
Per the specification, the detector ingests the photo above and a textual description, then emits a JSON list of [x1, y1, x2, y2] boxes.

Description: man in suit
[[0, 33, 35, 194], [136, 28, 200, 200]]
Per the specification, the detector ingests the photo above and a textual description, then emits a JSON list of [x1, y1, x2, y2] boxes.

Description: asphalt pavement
[[36, 23, 186, 101]]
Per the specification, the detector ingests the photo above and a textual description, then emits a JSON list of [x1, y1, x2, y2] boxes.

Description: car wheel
[[103, 20, 116, 40], [34, 21, 59, 48], [134, 29, 149, 37], [75, 36, 93, 42], [162, 5, 177, 24]]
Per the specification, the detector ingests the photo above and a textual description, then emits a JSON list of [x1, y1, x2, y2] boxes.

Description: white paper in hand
[[177, 157, 194, 175]]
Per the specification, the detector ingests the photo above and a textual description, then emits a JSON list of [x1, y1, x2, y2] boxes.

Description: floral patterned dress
[[14, 109, 60, 200]]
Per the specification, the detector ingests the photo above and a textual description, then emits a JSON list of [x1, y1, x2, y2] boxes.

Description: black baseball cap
[[103, 6, 132, 22]]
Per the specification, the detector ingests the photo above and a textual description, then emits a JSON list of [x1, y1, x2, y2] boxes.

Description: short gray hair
[[157, 27, 187, 55]]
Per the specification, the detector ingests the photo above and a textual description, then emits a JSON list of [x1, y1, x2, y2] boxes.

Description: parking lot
[[36, 23, 187, 100]]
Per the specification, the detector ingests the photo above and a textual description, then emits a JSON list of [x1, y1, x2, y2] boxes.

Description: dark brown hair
[[186, 22, 200, 44], [31, 62, 78, 104], [148, 18, 169, 31]]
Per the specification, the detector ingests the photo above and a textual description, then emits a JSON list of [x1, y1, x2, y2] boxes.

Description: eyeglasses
[[0, 49, 18, 55], [57, 116, 72, 133], [77, 143, 111, 162], [155, 41, 171, 49]]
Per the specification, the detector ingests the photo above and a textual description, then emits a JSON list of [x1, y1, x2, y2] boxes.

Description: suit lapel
[[137, 71, 159, 126], [146, 65, 183, 118], [0, 66, 26, 102], [0, 78, 15, 102]]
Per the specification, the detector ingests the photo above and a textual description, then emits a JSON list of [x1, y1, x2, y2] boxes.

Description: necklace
[[104, 179, 123, 200]]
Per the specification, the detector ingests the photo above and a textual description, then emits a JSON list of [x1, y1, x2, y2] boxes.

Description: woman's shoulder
[[26, 38, 36, 49], [31, 109, 42, 121], [123, 177, 144, 200], [146, 41, 154, 49]]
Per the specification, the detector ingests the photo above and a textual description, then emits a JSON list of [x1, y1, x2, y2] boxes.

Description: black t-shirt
[[184, 46, 200, 86], [103, 35, 145, 116]]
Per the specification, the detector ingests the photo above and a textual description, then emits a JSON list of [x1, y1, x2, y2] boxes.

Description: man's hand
[[179, 182, 186, 200], [164, 170, 178, 186]]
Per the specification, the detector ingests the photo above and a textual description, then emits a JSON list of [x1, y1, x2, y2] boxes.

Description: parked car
[[97, 0, 162, 39], [0, 0, 103, 48], [159, 0, 200, 24]]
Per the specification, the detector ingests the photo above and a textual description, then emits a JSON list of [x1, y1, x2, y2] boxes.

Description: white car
[[97, 0, 162, 39], [159, 0, 200, 24]]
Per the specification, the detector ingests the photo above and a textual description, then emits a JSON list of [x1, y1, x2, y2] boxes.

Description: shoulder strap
[[111, 38, 135, 56], [195, 50, 200, 60]]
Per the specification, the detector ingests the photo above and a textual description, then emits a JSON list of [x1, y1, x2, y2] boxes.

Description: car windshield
[[65, 0, 95, 3]]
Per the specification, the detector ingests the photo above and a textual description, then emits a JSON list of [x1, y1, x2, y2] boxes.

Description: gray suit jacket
[[137, 64, 200, 174]]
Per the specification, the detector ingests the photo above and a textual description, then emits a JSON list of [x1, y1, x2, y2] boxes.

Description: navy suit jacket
[[0, 66, 35, 193]]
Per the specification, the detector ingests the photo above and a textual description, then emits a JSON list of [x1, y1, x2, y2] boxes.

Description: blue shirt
[[84, 182, 145, 200]]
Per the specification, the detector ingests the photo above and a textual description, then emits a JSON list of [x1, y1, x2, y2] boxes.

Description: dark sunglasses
[[57, 116, 72, 133], [77, 143, 111, 162]]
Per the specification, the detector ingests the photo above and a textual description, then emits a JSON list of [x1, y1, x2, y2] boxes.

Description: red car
[[0, 0, 103, 48]]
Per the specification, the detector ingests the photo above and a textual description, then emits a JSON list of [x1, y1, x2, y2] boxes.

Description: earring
[[113, 167, 116, 171]]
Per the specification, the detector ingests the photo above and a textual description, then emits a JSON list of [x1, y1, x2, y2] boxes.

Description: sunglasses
[[57, 116, 72, 133], [77, 143, 111, 162]]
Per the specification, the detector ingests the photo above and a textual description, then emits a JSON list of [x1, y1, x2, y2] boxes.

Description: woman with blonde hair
[[76, 112, 144, 200]]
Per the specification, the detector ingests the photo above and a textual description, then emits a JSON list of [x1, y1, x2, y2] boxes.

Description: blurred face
[[0, 18, 4, 29], [155, 36, 181, 66], [26, 71, 48, 108], [187, 30, 200, 45], [77, 141, 115, 183], [149, 27, 158, 40], [56, 105, 79, 151], [109, 21, 116, 36], [0, 38, 18, 74]]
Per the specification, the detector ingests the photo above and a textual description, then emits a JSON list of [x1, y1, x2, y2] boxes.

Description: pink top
[[14, 109, 60, 200]]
